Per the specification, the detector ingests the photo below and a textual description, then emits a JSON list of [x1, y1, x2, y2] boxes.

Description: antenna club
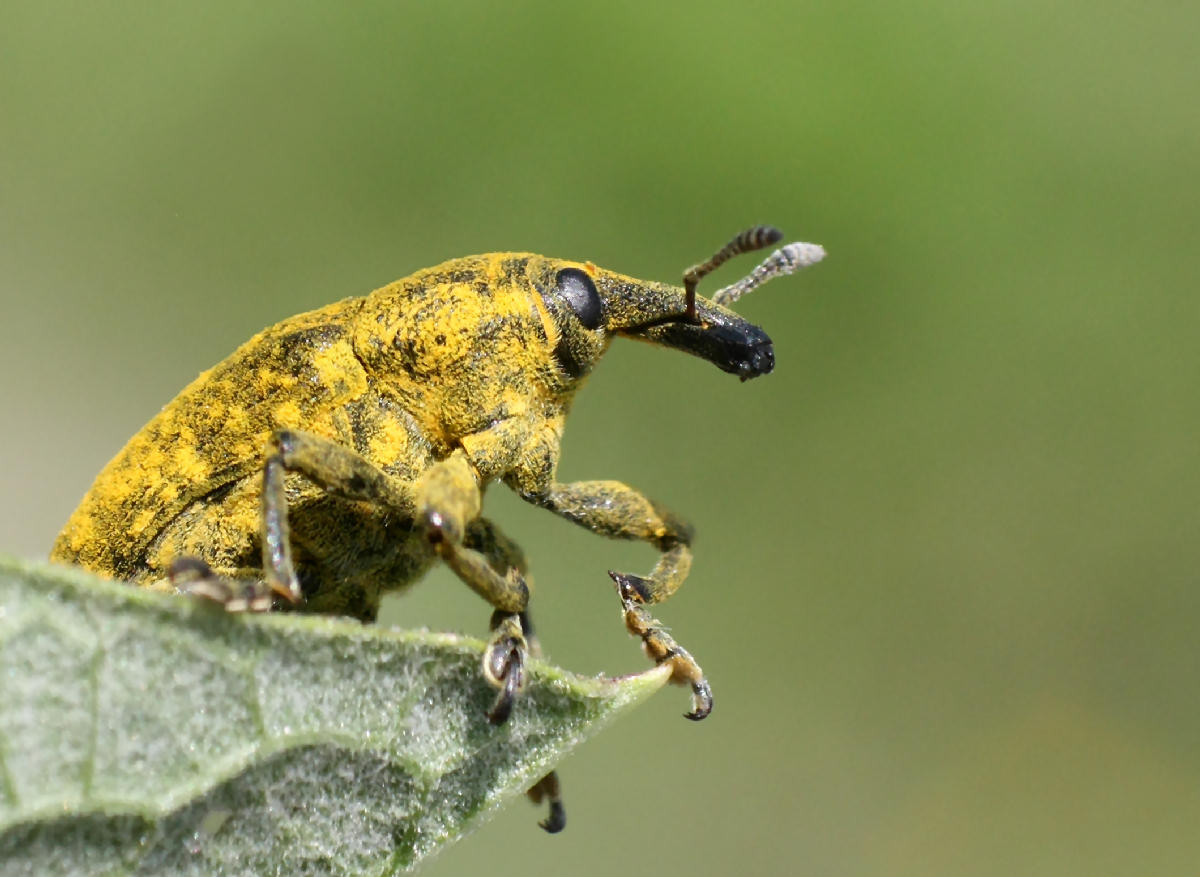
[[781, 242, 826, 268], [710, 239, 826, 307]]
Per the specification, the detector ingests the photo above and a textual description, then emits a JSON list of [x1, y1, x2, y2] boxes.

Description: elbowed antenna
[[681, 225, 784, 322], [712, 240, 826, 307]]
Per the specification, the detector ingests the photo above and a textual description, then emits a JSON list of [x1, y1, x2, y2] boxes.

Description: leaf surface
[[0, 556, 668, 875]]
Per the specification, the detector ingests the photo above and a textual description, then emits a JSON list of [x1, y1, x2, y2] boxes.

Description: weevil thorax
[[351, 253, 615, 453]]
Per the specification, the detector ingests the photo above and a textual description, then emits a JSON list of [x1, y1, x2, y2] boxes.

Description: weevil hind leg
[[168, 556, 274, 613], [260, 428, 420, 606]]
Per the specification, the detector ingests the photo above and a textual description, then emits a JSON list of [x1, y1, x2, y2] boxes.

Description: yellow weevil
[[51, 226, 825, 831]]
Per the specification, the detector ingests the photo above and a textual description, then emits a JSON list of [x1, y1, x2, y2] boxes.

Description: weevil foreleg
[[507, 460, 713, 718], [524, 479, 695, 605], [614, 576, 713, 720]]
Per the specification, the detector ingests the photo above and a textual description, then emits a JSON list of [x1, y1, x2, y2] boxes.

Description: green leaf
[[0, 555, 669, 875]]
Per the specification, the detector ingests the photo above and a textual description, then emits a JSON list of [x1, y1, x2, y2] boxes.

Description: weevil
[[51, 226, 825, 832]]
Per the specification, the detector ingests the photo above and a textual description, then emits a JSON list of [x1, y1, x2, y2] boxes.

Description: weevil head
[[353, 248, 782, 451], [535, 259, 775, 383]]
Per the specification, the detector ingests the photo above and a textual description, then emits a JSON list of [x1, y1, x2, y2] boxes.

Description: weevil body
[[52, 229, 824, 833]]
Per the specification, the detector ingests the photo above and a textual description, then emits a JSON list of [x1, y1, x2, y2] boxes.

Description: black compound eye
[[553, 268, 602, 330]]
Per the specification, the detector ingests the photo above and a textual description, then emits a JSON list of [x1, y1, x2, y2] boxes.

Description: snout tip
[[733, 339, 775, 381]]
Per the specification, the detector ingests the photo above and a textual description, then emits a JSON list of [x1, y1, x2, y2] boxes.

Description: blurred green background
[[2, 2, 1197, 874]]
